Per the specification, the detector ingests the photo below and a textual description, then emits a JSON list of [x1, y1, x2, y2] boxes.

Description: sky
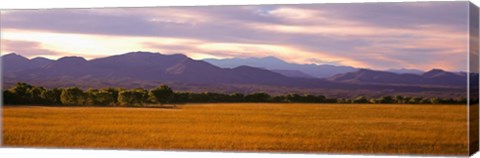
[[0, 1, 470, 71]]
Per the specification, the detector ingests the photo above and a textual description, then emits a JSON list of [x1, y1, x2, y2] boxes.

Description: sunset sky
[[0, 1, 470, 71]]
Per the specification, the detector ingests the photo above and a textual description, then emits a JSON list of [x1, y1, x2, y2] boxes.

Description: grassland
[[2, 103, 468, 155]]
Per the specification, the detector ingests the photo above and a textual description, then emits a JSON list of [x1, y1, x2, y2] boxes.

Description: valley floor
[[2, 103, 468, 156]]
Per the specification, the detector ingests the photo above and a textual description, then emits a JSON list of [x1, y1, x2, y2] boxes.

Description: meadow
[[2, 103, 468, 155]]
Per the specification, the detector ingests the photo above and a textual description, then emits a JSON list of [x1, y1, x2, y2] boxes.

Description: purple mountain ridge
[[1, 52, 468, 97], [3, 53, 54, 74], [203, 56, 357, 78], [327, 68, 467, 87]]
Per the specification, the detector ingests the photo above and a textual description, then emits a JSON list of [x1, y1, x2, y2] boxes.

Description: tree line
[[2, 83, 469, 106]]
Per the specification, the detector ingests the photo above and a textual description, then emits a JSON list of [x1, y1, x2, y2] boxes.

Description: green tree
[[3, 90, 15, 105], [149, 85, 174, 105], [60, 87, 86, 105], [85, 89, 100, 105], [420, 98, 431, 104], [229, 93, 245, 102], [95, 90, 117, 106], [336, 98, 348, 103], [376, 96, 394, 104], [314, 95, 326, 103], [84, 89, 117, 106], [118, 90, 146, 107], [302, 94, 317, 103], [41, 88, 62, 105], [188, 92, 209, 103], [104, 88, 120, 104], [286, 94, 301, 102], [9, 82, 34, 104], [133, 88, 150, 103], [408, 97, 422, 104], [272, 95, 286, 103], [430, 98, 440, 104], [245, 93, 271, 102], [456, 97, 467, 104], [173, 92, 190, 104], [27, 86, 46, 104], [393, 96, 406, 104], [352, 96, 368, 103]]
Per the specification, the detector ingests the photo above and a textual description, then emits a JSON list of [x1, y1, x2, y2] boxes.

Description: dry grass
[[2, 103, 468, 156]]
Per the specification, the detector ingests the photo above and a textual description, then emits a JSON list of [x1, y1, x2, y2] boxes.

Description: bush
[[61, 87, 86, 105], [149, 85, 174, 105], [353, 96, 368, 103], [118, 89, 148, 106]]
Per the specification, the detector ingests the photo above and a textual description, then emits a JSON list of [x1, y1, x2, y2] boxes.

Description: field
[[2, 103, 468, 155]]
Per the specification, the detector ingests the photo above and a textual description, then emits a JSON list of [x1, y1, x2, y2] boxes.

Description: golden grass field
[[2, 103, 468, 155]]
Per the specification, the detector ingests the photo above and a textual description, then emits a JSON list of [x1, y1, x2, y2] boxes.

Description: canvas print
[[1, 1, 479, 156]]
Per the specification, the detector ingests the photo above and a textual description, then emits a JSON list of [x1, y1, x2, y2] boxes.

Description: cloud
[[0, 1, 470, 71], [285, 2, 468, 30], [1, 40, 62, 58]]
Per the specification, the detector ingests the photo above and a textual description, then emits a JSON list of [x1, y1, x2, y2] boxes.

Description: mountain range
[[328, 68, 466, 87], [203, 56, 425, 78], [1, 52, 469, 97], [203, 56, 357, 78]]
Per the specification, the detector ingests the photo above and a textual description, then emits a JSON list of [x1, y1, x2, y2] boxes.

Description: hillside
[[203, 56, 357, 78]]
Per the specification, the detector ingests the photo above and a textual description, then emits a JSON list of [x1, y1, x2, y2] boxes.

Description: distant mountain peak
[[387, 68, 424, 75], [259, 56, 282, 60], [30, 57, 54, 67], [57, 56, 87, 61], [358, 68, 374, 72], [169, 53, 189, 58], [423, 69, 447, 76], [2, 53, 47, 73], [118, 51, 188, 59], [125, 51, 159, 55], [204, 56, 357, 78], [2, 53, 28, 59], [426, 69, 445, 73], [356, 68, 384, 74], [233, 65, 265, 70], [31, 57, 52, 61], [421, 68, 457, 78]]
